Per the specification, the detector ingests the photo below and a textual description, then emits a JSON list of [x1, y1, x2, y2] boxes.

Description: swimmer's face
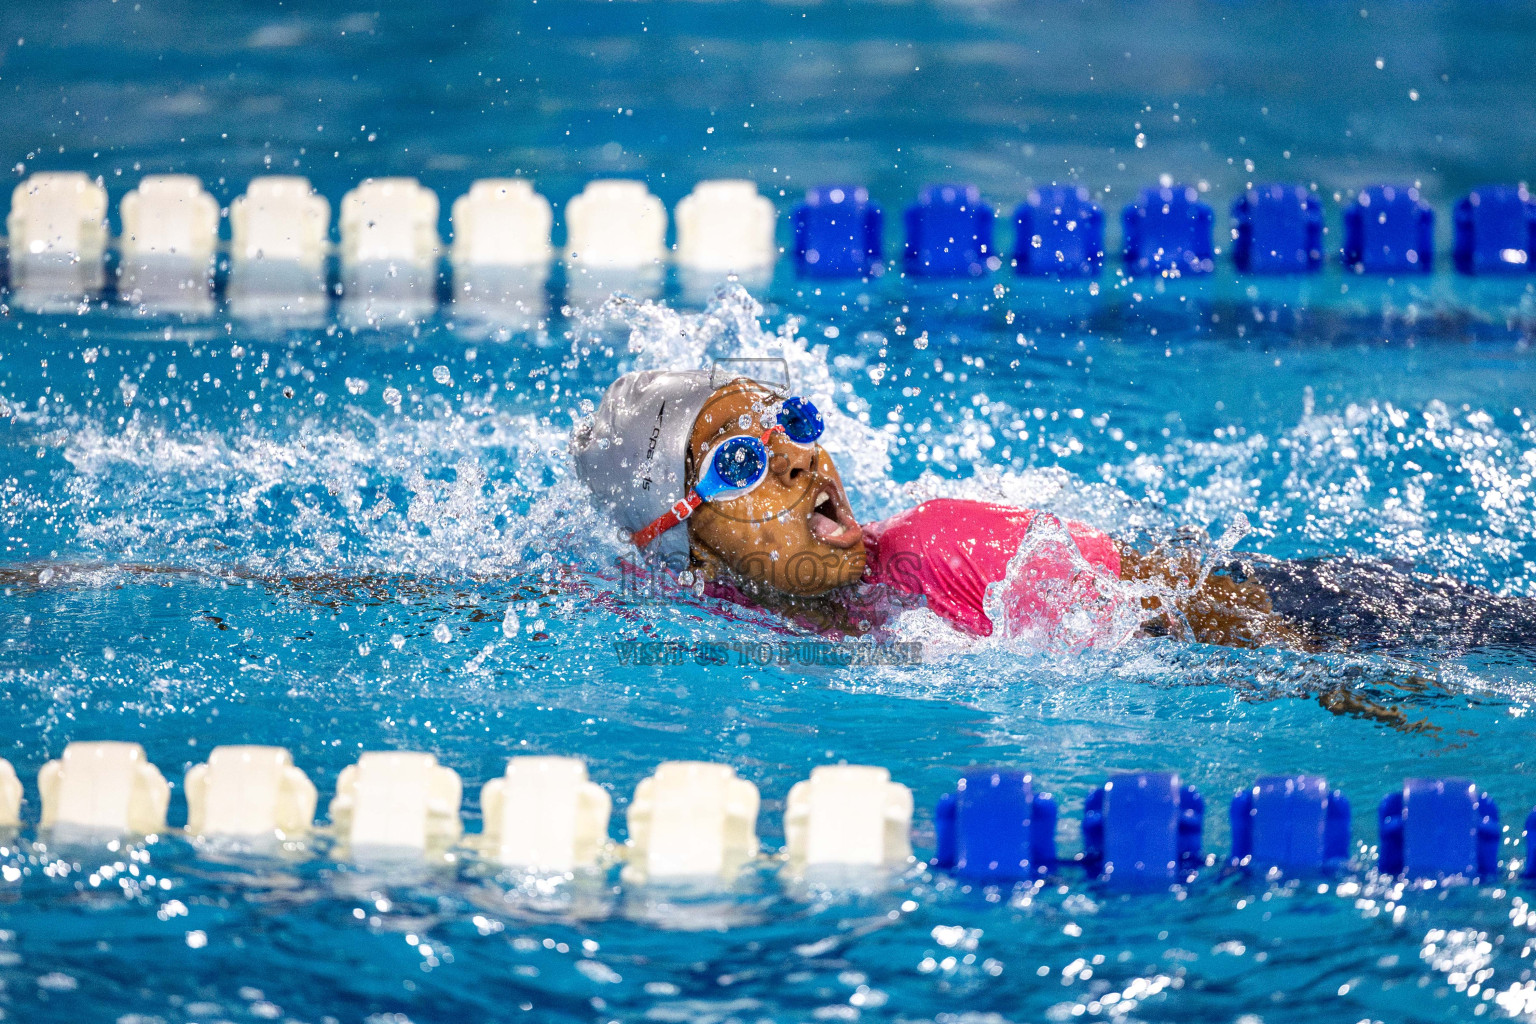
[[686, 381, 865, 597]]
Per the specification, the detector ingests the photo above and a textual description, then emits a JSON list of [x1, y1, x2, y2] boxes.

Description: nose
[[767, 432, 814, 483]]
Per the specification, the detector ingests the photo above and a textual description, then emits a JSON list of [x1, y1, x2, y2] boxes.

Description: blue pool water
[[3, 1, 1536, 1021]]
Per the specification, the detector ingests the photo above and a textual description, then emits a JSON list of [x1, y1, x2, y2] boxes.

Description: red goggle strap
[[630, 492, 704, 549]]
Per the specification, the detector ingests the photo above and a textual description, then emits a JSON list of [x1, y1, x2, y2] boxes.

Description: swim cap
[[570, 369, 716, 564]]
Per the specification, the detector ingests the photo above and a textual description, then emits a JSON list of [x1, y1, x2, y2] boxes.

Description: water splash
[[1098, 396, 1536, 590], [977, 512, 1146, 655], [55, 398, 612, 578]]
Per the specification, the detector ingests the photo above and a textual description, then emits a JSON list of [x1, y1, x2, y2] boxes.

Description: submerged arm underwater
[[1119, 542, 1536, 657]]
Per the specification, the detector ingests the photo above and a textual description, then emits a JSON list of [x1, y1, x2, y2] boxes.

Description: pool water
[[2, 1, 1536, 1022]]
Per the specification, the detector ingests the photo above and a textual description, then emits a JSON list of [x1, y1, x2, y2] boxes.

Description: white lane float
[[452, 178, 552, 268], [329, 751, 463, 855], [783, 764, 913, 874], [480, 755, 612, 872], [338, 177, 442, 323], [117, 174, 220, 312], [340, 177, 441, 270], [6, 172, 109, 306], [184, 745, 318, 841], [227, 175, 332, 320], [564, 179, 667, 304], [0, 759, 21, 827], [675, 179, 777, 273], [37, 741, 169, 836], [622, 760, 760, 883], [450, 178, 552, 322]]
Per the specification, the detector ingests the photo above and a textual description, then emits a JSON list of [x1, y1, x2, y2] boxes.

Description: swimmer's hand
[[1117, 544, 1311, 651]]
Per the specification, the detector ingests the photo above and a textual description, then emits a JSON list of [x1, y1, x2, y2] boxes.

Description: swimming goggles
[[630, 396, 826, 549]]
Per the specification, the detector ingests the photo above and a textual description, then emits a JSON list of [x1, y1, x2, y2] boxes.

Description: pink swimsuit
[[862, 499, 1123, 638]]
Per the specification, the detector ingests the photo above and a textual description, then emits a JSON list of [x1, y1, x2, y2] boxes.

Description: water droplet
[[1216, 514, 1252, 551], [390, 633, 406, 650], [102, 647, 115, 661], [502, 607, 519, 638], [432, 365, 451, 384], [345, 377, 368, 395], [433, 623, 453, 643]]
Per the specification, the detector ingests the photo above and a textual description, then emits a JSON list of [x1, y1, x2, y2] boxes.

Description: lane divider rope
[[3, 744, 1532, 887]]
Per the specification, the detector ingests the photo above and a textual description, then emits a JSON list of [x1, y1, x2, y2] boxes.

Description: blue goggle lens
[[711, 435, 768, 489], [777, 396, 825, 445]]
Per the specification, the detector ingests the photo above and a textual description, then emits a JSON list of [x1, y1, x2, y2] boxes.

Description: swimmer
[[572, 370, 1536, 656]]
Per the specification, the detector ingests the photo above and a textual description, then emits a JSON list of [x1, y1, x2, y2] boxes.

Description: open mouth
[[807, 479, 863, 549]]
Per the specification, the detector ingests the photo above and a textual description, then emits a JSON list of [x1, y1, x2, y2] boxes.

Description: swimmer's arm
[[1115, 543, 1312, 651]]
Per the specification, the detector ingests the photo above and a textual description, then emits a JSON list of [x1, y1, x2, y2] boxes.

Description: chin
[[759, 542, 867, 597], [691, 518, 867, 598]]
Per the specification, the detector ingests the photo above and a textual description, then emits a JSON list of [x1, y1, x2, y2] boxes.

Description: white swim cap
[[570, 369, 716, 564]]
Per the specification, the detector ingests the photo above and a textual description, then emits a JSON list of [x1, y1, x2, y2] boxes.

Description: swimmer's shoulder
[[897, 497, 1036, 528], [882, 499, 1115, 563], [867, 499, 1035, 555], [888, 496, 1022, 517]]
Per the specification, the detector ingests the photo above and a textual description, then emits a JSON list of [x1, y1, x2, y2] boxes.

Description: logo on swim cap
[[640, 402, 666, 491]]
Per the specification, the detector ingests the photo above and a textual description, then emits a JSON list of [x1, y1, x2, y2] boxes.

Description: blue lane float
[[1082, 772, 1205, 883], [1378, 778, 1499, 880], [791, 184, 883, 279], [1453, 185, 1535, 275], [902, 183, 996, 278], [933, 769, 1058, 882], [1122, 184, 1215, 276], [1231, 184, 1324, 274], [1230, 775, 1350, 873], [1527, 807, 1536, 880], [1012, 185, 1104, 277], [1343, 184, 1435, 274]]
